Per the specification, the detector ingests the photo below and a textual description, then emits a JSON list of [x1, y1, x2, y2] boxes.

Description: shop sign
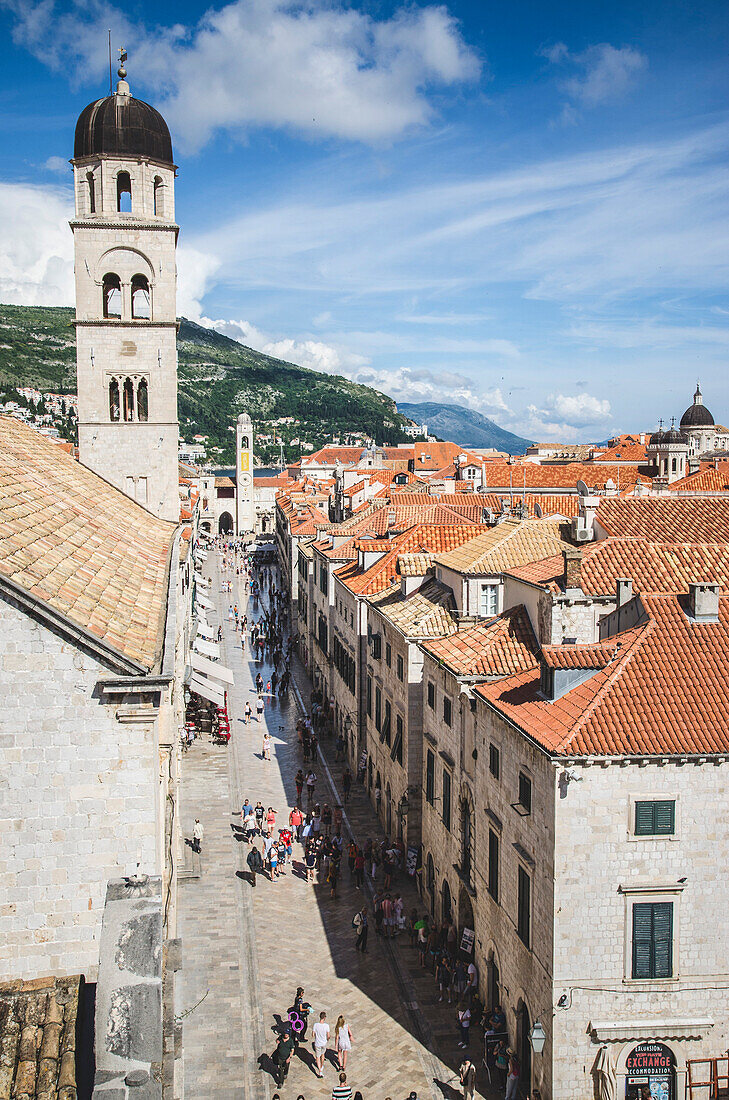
[[626, 1043, 674, 1078]]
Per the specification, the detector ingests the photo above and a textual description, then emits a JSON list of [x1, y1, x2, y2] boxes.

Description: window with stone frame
[[397, 654, 404, 681], [632, 901, 673, 979], [442, 769, 452, 831], [443, 696, 452, 727], [517, 865, 530, 946], [426, 750, 435, 805]]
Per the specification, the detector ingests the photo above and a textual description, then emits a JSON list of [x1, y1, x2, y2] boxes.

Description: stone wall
[[0, 596, 161, 981], [552, 758, 729, 1100]]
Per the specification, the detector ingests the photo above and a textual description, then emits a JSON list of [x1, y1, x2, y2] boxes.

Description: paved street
[[178, 553, 498, 1100]]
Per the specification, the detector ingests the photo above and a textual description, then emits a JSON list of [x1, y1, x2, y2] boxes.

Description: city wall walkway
[[177, 553, 499, 1100]]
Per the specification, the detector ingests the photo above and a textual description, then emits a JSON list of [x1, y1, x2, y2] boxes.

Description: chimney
[[616, 578, 633, 608], [563, 547, 582, 591], [687, 582, 720, 622]]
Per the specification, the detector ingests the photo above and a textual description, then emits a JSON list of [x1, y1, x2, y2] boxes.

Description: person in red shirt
[[289, 806, 303, 841], [280, 827, 293, 859]]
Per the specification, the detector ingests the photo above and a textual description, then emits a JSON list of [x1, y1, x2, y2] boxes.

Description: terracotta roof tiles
[[434, 518, 568, 574], [368, 577, 456, 638], [0, 974, 81, 1098], [0, 417, 175, 671], [477, 594, 729, 757], [597, 496, 729, 542], [541, 641, 616, 669], [421, 605, 540, 678]]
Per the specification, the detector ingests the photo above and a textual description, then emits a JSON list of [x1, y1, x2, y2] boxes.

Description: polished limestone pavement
[[177, 554, 497, 1100]]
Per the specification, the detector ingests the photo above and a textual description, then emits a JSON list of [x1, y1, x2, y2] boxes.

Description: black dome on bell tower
[[74, 60, 174, 167]]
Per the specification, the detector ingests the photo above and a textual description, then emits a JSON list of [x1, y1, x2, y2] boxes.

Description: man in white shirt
[[192, 819, 204, 853], [466, 960, 478, 1003], [312, 1011, 330, 1078]]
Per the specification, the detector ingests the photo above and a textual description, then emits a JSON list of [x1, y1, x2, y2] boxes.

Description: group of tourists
[[270, 989, 357, 1093]]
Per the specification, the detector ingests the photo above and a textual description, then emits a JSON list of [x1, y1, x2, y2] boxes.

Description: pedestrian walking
[[295, 769, 304, 805], [505, 1050, 520, 1099], [247, 843, 264, 886], [332, 1070, 353, 1100], [256, 696, 264, 721], [245, 701, 252, 723], [353, 905, 368, 953], [272, 1030, 295, 1088], [459, 1056, 476, 1100], [192, 818, 203, 853], [457, 1003, 471, 1048], [334, 1016, 353, 1070], [292, 987, 311, 1043], [262, 731, 272, 760], [306, 770, 317, 804], [312, 1011, 330, 1078]]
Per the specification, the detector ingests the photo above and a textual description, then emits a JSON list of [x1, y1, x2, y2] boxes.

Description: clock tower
[[236, 413, 256, 534]]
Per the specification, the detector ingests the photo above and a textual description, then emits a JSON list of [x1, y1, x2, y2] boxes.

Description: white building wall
[[0, 597, 161, 981], [553, 759, 729, 1100]]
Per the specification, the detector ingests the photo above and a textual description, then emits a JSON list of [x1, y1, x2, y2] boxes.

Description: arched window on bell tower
[[131, 275, 151, 319], [117, 171, 132, 213], [102, 273, 122, 319], [87, 172, 96, 214], [109, 378, 120, 421], [137, 379, 149, 422], [153, 176, 163, 216], [123, 378, 135, 421]]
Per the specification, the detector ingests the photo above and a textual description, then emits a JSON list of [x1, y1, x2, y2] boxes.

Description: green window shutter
[[632, 903, 653, 978], [635, 801, 655, 835], [654, 801, 675, 835], [488, 830, 499, 901], [652, 902, 673, 978]]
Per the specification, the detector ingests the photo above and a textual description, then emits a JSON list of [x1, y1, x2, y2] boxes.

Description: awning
[[191, 651, 235, 686], [189, 674, 226, 707], [195, 621, 216, 640], [194, 548, 208, 560], [193, 638, 221, 659], [196, 594, 215, 611], [195, 575, 210, 588]]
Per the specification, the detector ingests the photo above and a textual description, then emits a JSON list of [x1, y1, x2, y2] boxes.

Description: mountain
[[0, 304, 416, 462], [398, 401, 532, 455]]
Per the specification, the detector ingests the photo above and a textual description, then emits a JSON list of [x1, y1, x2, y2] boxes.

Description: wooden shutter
[[488, 829, 499, 901], [517, 866, 530, 946], [654, 801, 675, 835], [652, 902, 673, 978], [632, 903, 654, 978]]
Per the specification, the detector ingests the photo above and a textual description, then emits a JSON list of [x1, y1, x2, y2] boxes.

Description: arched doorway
[[516, 1000, 532, 1096], [200, 521, 212, 533], [441, 880, 452, 924], [623, 1042, 675, 1099], [218, 511, 233, 534], [261, 516, 268, 533]]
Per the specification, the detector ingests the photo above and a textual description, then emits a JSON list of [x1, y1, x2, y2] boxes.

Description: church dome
[[648, 429, 665, 446], [74, 88, 173, 167], [664, 426, 688, 445], [680, 384, 714, 431]]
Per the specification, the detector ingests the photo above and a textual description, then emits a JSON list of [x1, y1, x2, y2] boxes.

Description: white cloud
[[0, 181, 75, 305], [4, 0, 480, 150], [524, 391, 612, 439], [44, 156, 70, 175], [543, 41, 648, 121], [198, 316, 368, 376]]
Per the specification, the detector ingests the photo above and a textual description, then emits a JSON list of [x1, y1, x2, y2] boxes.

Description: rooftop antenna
[[108, 30, 112, 94]]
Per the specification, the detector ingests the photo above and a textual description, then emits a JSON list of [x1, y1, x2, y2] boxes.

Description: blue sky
[[1, 0, 728, 440]]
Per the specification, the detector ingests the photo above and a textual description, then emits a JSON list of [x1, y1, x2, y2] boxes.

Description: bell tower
[[236, 413, 256, 534], [71, 51, 180, 522]]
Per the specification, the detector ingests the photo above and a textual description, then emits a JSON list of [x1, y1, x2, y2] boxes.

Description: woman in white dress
[[334, 1015, 353, 1071]]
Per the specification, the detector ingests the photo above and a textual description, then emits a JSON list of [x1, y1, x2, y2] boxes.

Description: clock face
[[239, 473, 252, 488]]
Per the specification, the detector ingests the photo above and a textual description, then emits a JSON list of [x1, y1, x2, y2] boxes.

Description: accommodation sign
[[625, 1043, 674, 1077]]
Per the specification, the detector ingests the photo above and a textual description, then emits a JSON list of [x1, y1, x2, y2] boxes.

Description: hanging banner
[[406, 846, 419, 877], [460, 927, 475, 954]]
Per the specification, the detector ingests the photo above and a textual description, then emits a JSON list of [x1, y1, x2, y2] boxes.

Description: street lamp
[[528, 1020, 546, 1055], [398, 792, 409, 819]]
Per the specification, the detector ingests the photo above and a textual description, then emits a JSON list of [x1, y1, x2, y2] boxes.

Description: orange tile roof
[[590, 442, 650, 463], [541, 641, 616, 669], [422, 605, 540, 678], [434, 518, 568, 574], [477, 595, 729, 756], [479, 463, 648, 490], [506, 539, 729, 598], [671, 465, 729, 492], [302, 446, 364, 466], [336, 523, 490, 596], [0, 417, 175, 671], [597, 496, 729, 542], [368, 578, 456, 638]]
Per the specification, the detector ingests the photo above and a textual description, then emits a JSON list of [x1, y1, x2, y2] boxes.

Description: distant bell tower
[[236, 413, 256, 533], [71, 50, 180, 522]]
